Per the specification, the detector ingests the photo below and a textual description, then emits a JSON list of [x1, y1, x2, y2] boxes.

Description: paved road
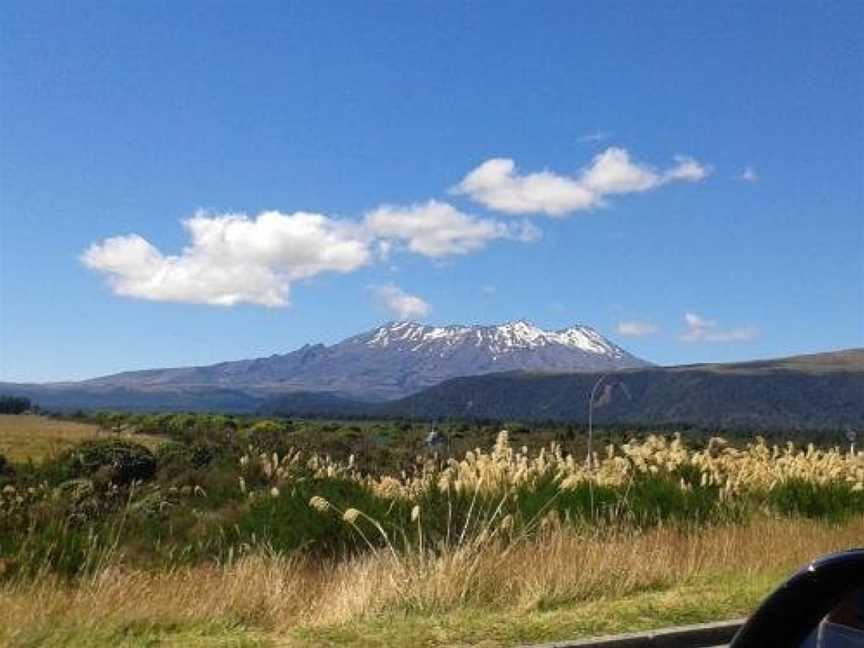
[[521, 619, 744, 648]]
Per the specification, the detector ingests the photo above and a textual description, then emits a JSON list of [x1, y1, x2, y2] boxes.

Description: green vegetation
[[382, 355, 864, 430], [0, 396, 31, 415], [1, 412, 863, 646], [0, 414, 164, 464]]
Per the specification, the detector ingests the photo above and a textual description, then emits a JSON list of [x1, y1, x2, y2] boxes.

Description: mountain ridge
[[5, 319, 649, 401], [374, 348, 864, 430], [2, 348, 862, 431]]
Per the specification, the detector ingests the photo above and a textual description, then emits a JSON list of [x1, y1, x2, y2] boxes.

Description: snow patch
[[364, 320, 626, 358]]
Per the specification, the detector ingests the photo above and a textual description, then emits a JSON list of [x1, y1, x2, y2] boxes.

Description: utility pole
[[587, 374, 607, 470], [587, 374, 631, 469]]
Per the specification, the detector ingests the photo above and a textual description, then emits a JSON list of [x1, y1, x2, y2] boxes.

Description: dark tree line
[[0, 395, 32, 414]]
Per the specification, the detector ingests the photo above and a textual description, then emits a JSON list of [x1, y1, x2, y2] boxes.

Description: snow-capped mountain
[[75, 320, 649, 400], [362, 320, 630, 358]]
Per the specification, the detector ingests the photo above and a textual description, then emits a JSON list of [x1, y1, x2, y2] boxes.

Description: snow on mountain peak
[[364, 320, 625, 357]]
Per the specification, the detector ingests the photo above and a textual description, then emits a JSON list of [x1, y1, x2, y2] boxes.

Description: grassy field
[[0, 414, 164, 463], [2, 416, 864, 646], [2, 515, 861, 646]]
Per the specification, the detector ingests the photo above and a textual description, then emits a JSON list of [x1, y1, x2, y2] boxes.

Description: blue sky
[[1, 1, 862, 382]]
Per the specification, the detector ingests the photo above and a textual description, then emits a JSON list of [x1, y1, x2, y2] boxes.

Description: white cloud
[[82, 211, 373, 307], [681, 312, 757, 343], [82, 147, 713, 309], [739, 166, 759, 183], [370, 284, 431, 320], [453, 158, 599, 216], [453, 147, 711, 217], [580, 148, 662, 194], [576, 131, 611, 144], [83, 202, 541, 307], [616, 320, 659, 337], [665, 155, 711, 182], [365, 199, 539, 257]]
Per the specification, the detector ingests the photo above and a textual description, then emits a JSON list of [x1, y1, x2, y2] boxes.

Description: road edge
[[520, 618, 746, 648]]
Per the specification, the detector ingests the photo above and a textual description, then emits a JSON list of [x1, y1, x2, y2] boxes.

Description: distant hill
[[0, 385, 261, 413], [3, 346, 862, 432], [375, 349, 864, 430]]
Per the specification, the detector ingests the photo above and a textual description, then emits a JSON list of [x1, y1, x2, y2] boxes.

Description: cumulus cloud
[[83, 202, 541, 307], [616, 320, 659, 337], [581, 148, 664, 194], [453, 158, 599, 216], [82, 211, 373, 307], [365, 200, 539, 257], [664, 155, 711, 182], [82, 146, 711, 308], [370, 284, 431, 320], [453, 147, 711, 217], [681, 312, 757, 343]]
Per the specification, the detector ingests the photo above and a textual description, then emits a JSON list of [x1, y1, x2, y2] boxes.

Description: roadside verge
[[520, 618, 745, 648]]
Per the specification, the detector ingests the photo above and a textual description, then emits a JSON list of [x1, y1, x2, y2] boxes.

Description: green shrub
[[243, 420, 292, 456], [3, 518, 125, 579], [188, 441, 220, 468], [234, 478, 398, 557], [60, 439, 156, 485], [623, 476, 729, 525], [767, 479, 864, 521]]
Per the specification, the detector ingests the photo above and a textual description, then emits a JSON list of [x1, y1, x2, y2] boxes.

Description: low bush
[[0, 454, 13, 485], [235, 477, 397, 557], [766, 479, 864, 521], [60, 439, 157, 485], [242, 420, 293, 456], [2, 430, 864, 581], [154, 441, 195, 480]]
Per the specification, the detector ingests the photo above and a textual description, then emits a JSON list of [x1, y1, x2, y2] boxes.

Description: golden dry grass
[[246, 431, 864, 502], [0, 415, 164, 463], [2, 515, 862, 647], [3, 430, 864, 645]]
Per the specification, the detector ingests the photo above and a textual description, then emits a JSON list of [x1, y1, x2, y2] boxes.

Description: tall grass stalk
[[2, 515, 862, 646]]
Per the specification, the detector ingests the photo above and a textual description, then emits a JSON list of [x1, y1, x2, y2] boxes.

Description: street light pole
[[587, 374, 607, 470], [846, 428, 857, 455]]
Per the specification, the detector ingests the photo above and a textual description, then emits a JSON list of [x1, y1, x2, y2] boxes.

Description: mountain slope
[[71, 320, 650, 400], [2, 349, 861, 431], [377, 349, 864, 430]]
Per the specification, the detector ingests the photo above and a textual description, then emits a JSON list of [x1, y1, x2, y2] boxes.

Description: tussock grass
[[4, 428, 864, 645], [2, 515, 862, 646]]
